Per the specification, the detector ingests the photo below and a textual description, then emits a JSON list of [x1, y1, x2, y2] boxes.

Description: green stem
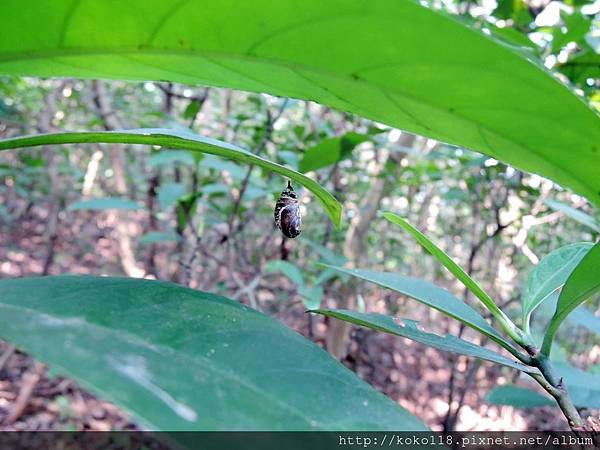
[[528, 351, 583, 429]]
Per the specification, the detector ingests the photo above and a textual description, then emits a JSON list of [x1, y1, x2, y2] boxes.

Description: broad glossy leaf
[[320, 265, 522, 357], [544, 200, 600, 233], [542, 241, 600, 355], [382, 212, 505, 320], [521, 242, 593, 328], [299, 132, 372, 173], [0, 0, 599, 204], [0, 129, 341, 227], [67, 197, 143, 211], [314, 310, 537, 373], [485, 385, 554, 408], [0, 276, 426, 431]]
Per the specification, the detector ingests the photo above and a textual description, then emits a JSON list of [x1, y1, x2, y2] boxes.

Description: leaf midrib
[[1, 46, 597, 200], [0, 301, 321, 428]]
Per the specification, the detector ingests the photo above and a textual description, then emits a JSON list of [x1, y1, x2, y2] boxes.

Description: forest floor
[[0, 205, 573, 432]]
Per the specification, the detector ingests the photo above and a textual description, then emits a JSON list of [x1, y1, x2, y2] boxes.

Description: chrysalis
[[274, 180, 302, 238]]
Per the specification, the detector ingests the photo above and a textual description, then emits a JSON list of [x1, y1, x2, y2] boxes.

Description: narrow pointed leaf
[[320, 265, 522, 357], [382, 212, 504, 319], [313, 309, 537, 373], [544, 200, 600, 233], [0, 129, 341, 227], [542, 242, 600, 355], [0, 276, 425, 431], [67, 197, 143, 211], [521, 242, 594, 328], [1, 0, 599, 205]]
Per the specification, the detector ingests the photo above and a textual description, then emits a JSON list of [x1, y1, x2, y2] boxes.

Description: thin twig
[[5, 363, 45, 425], [0, 343, 16, 373]]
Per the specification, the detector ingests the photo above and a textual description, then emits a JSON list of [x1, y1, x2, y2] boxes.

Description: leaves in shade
[[545, 200, 600, 233], [264, 260, 304, 286], [313, 310, 537, 373], [67, 197, 143, 211], [320, 265, 520, 356], [0, 0, 599, 205], [382, 212, 504, 319], [0, 276, 426, 432], [485, 385, 554, 408], [265, 261, 323, 309], [157, 182, 187, 210], [521, 242, 594, 328], [148, 150, 196, 168], [0, 129, 341, 227], [298, 286, 323, 310], [555, 362, 600, 409], [542, 242, 600, 355], [139, 231, 180, 246], [299, 132, 372, 173], [568, 306, 600, 335]]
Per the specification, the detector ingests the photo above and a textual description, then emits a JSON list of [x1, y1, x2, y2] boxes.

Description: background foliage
[[0, 0, 599, 433]]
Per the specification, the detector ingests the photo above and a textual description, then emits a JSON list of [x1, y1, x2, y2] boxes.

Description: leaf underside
[[0, 0, 598, 204]]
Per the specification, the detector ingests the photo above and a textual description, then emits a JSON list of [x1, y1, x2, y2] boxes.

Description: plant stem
[[529, 351, 583, 429]]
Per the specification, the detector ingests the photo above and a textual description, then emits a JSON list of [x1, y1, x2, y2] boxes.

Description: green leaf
[[139, 231, 180, 246], [264, 260, 304, 287], [521, 242, 594, 330], [485, 385, 554, 408], [314, 310, 537, 373], [183, 99, 202, 120], [0, 276, 426, 431], [382, 212, 509, 326], [542, 241, 600, 355], [555, 363, 600, 409], [67, 197, 143, 211], [298, 286, 323, 310], [157, 182, 187, 210], [320, 265, 523, 358], [1, 0, 599, 205], [0, 128, 341, 227], [567, 306, 600, 335], [544, 200, 600, 233], [299, 132, 372, 173]]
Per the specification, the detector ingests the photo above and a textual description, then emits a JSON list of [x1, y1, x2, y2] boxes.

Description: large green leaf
[[485, 385, 554, 408], [0, 129, 341, 227], [320, 265, 524, 359], [521, 242, 594, 331], [0, 0, 598, 204], [542, 241, 600, 355], [0, 276, 426, 431], [314, 309, 537, 373]]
